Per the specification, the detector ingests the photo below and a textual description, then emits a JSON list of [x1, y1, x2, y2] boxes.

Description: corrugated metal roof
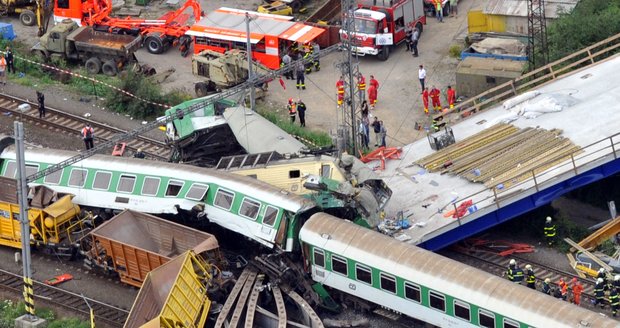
[[195, 11, 296, 37], [484, 0, 580, 19]]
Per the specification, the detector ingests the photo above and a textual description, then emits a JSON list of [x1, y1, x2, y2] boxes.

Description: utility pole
[[527, 0, 549, 70], [14, 121, 46, 327], [337, 0, 361, 156], [245, 13, 256, 111]]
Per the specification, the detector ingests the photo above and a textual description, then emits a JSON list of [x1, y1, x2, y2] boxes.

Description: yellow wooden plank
[[577, 216, 620, 250]]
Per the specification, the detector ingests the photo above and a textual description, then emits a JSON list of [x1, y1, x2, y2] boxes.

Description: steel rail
[[0, 93, 170, 161]]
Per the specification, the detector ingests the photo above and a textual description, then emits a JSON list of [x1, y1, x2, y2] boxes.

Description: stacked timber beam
[[415, 123, 582, 189]]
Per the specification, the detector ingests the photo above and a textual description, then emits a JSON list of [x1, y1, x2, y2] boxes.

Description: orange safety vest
[[0, 57, 5, 69], [336, 80, 345, 94], [82, 126, 94, 138], [357, 76, 366, 90], [288, 103, 297, 115]]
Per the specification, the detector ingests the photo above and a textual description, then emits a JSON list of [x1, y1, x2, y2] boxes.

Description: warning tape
[[5, 52, 171, 109]]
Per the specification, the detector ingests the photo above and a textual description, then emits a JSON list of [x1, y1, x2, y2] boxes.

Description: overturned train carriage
[[0, 141, 318, 251]]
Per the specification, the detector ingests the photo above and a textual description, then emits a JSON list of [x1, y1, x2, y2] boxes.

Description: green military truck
[[31, 19, 141, 76]]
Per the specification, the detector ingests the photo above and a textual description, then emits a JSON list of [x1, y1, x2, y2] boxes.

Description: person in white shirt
[[418, 65, 427, 91]]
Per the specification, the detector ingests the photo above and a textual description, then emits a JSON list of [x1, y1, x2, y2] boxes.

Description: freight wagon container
[[124, 251, 212, 328], [87, 209, 219, 287]]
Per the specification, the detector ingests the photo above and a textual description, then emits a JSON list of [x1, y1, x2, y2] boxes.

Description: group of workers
[[421, 85, 456, 114], [505, 259, 586, 306], [593, 268, 620, 316], [336, 74, 380, 109], [281, 41, 320, 91], [287, 98, 307, 127]]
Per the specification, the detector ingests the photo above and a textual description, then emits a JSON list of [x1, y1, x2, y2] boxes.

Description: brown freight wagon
[[87, 209, 219, 287]]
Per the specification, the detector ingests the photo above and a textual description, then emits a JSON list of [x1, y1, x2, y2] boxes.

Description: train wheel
[[101, 60, 118, 76], [85, 57, 102, 75], [145, 34, 165, 54], [20, 10, 36, 26]]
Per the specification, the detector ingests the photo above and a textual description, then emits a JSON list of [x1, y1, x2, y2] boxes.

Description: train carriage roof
[[300, 213, 619, 328], [1, 146, 314, 213]]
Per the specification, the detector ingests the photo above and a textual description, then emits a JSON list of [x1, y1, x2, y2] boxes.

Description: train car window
[[502, 318, 519, 328], [313, 249, 325, 267], [404, 282, 421, 302], [331, 255, 348, 275], [142, 177, 160, 196], [25, 164, 39, 177], [355, 264, 372, 285], [453, 300, 470, 321], [321, 164, 331, 178], [68, 168, 87, 187], [186, 183, 209, 201], [429, 291, 446, 312], [263, 206, 279, 226], [214, 189, 235, 210], [165, 180, 184, 197], [93, 171, 112, 190], [118, 175, 136, 193], [478, 309, 495, 328], [288, 170, 301, 178], [239, 198, 261, 220], [44, 168, 62, 185], [2, 161, 16, 178], [380, 273, 396, 293]]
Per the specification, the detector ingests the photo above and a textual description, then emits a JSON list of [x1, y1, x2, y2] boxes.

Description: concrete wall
[[456, 73, 514, 98]]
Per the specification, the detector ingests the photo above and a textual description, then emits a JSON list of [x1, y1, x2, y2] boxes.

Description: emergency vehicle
[[340, 0, 426, 60], [185, 7, 325, 70]]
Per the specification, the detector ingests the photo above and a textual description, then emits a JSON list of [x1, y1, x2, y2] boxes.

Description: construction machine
[[192, 49, 271, 98], [262, 0, 308, 13], [0, 0, 52, 35], [53, 0, 201, 55]]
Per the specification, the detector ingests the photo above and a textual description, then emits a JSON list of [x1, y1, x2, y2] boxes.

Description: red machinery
[[53, 0, 202, 55], [340, 0, 426, 60]]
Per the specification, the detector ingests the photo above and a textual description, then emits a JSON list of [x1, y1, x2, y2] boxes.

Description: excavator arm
[[36, 0, 53, 36]]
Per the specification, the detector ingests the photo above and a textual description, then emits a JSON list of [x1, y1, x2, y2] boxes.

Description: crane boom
[[27, 44, 340, 183]]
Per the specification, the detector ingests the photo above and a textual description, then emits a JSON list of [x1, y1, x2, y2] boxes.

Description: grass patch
[[0, 299, 88, 328], [256, 103, 333, 147], [449, 44, 463, 58]]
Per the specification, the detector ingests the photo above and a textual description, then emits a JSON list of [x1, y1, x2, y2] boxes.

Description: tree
[[547, 0, 620, 61]]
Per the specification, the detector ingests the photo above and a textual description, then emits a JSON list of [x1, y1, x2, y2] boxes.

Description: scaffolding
[[336, 0, 363, 156], [527, 0, 549, 70]]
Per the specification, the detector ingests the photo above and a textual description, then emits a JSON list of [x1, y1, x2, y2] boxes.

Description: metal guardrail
[[433, 32, 620, 125]]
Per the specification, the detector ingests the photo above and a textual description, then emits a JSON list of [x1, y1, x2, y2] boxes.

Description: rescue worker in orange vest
[[369, 75, 379, 107], [0, 54, 6, 86], [287, 98, 297, 123], [81, 123, 94, 150], [368, 83, 377, 110], [447, 85, 456, 109], [558, 278, 568, 300], [429, 86, 441, 112], [357, 73, 366, 101], [422, 87, 430, 114], [571, 277, 583, 305], [336, 76, 345, 108]]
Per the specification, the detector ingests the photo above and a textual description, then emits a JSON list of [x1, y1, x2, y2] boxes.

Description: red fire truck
[[340, 0, 426, 60]]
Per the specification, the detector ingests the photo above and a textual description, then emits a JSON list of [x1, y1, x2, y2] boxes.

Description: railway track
[[0, 93, 171, 160], [0, 267, 128, 327], [444, 247, 615, 314]]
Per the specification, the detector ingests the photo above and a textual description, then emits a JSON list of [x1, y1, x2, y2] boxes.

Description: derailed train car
[[300, 213, 619, 328], [0, 142, 318, 251]]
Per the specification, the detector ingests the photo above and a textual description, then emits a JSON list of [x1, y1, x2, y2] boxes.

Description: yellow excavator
[[0, 0, 52, 36]]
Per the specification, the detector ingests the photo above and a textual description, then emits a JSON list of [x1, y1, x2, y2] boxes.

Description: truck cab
[[340, 0, 426, 60], [34, 20, 79, 59]]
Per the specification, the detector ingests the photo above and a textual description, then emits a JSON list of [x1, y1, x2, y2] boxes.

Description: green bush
[[448, 44, 463, 58], [104, 70, 191, 119], [0, 299, 87, 328]]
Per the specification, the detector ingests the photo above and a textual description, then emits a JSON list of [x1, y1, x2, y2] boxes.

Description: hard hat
[[615, 275, 620, 281], [599, 268, 605, 273], [544, 278, 550, 283], [525, 264, 532, 270], [288, 98, 294, 103], [546, 216, 552, 222], [509, 259, 516, 265], [137, 148, 142, 152], [571, 277, 577, 283], [597, 278, 604, 284]]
